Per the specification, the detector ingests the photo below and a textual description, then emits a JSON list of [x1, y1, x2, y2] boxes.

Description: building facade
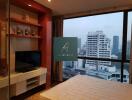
[[112, 36, 119, 55], [85, 31, 111, 69]]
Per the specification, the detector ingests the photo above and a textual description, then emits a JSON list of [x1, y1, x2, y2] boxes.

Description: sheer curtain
[[52, 16, 64, 83], [130, 24, 132, 83]]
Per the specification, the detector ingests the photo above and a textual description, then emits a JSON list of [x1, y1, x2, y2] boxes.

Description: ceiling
[[34, 0, 132, 15]]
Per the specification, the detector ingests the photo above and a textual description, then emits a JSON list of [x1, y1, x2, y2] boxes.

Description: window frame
[[63, 10, 132, 83]]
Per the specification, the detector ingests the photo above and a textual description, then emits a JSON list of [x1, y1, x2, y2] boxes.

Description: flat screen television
[[15, 51, 41, 72]]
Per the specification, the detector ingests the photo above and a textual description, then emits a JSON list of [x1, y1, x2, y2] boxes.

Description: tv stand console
[[11, 67, 47, 96], [0, 68, 47, 97]]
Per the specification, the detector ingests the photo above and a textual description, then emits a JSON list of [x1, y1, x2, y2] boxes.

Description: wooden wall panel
[[10, 0, 52, 88], [10, 5, 38, 25], [10, 5, 39, 73], [10, 38, 39, 73], [0, 87, 9, 100], [0, 2, 8, 59], [0, 1, 9, 100]]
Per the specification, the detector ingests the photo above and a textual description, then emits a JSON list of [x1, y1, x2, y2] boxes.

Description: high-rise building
[[77, 38, 81, 53], [63, 61, 73, 68], [79, 44, 86, 56], [85, 31, 111, 68], [78, 38, 81, 49], [112, 36, 119, 55], [126, 40, 131, 59]]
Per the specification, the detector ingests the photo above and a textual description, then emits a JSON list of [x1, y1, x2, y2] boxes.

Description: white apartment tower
[[86, 31, 111, 67]]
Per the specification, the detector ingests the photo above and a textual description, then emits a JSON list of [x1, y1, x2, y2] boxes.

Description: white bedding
[[40, 75, 132, 100]]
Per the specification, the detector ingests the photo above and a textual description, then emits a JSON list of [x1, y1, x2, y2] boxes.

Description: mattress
[[40, 75, 132, 100]]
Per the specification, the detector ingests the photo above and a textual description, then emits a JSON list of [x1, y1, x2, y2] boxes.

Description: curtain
[[52, 16, 63, 83], [129, 24, 132, 84]]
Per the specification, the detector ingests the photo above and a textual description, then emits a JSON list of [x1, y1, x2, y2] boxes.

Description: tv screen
[[15, 51, 41, 72]]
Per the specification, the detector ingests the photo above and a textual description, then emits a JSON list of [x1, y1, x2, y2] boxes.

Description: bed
[[40, 75, 132, 100]]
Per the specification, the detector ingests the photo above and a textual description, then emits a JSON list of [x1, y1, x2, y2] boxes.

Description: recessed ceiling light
[[28, 4, 32, 7], [48, 0, 51, 2]]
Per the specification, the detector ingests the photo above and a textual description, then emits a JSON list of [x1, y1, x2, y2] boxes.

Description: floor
[[11, 85, 48, 100], [10, 82, 61, 100], [25, 91, 45, 100], [25, 82, 60, 100]]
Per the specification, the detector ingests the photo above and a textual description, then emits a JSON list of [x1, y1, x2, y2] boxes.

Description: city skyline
[[63, 31, 129, 82], [64, 12, 132, 49]]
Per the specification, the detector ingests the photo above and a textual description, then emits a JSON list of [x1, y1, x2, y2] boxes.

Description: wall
[[10, 5, 39, 73], [0, 0, 9, 100]]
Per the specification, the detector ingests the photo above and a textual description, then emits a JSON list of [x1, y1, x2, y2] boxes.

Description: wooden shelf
[[10, 18, 42, 28], [7, 34, 41, 39]]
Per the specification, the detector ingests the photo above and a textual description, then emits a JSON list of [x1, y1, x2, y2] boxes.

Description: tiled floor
[[26, 82, 60, 100], [11, 85, 48, 100], [26, 91, 44, 100]]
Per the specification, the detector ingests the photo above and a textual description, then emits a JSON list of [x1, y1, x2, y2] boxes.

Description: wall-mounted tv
[[15, 51, 41, 72]]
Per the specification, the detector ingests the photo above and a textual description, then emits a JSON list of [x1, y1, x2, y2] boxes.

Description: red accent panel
[[39, 13, 52, 88]]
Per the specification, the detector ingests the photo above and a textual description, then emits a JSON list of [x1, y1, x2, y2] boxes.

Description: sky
[[63, 12, 132, 49]]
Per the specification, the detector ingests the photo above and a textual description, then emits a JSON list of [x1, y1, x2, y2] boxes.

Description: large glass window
[[122, 11, 132, 83], [64, 12, 123, 59], [123, 63, 129, 83], [63, 12, 130, 83]]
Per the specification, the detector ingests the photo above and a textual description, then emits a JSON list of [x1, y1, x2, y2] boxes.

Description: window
[[64, 12, 123, 59], [63, 12, 131, 83], [123, 63, 129, 83], [122, 11, 132, 83]]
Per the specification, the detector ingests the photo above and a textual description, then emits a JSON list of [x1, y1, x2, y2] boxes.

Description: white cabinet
[[0, 68, 47, 97]]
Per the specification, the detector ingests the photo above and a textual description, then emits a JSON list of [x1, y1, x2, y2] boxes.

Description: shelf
[[27, 77, 39, 85], [7, 34, 41, 39], [27, 84, 39, 91], [27, 80, 38, 85], [10, 18, 42, 28]]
